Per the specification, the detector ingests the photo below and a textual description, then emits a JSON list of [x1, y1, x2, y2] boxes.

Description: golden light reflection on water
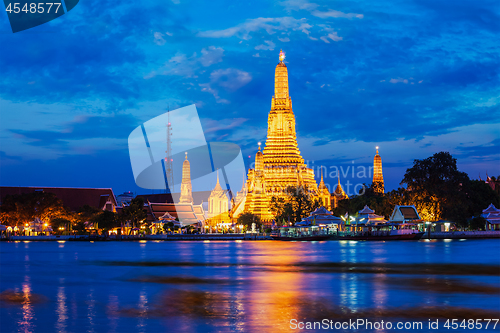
[[244, 270, 305, 332], [3, 240, 499, 333], [18, 277, 34, 333]]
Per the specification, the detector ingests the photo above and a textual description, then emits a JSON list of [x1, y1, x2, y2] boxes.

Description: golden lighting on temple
[[238, 50, 323, 221], [279, 49, 285, 62], [373, 146, 384, 193]]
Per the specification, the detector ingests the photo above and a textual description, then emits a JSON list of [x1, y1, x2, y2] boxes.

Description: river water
[[1, 239, 499, 332]]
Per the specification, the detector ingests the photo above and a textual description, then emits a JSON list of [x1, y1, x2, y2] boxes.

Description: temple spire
[[373, 146, 385, 194], [179, 152, 193, 203]]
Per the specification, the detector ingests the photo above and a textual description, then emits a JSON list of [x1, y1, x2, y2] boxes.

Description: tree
[[269, 196, 286, 222], [0, 192, 71, 227], [93, 210, 119, 233], [345, 183, 394, 219], [400, 152, 470, 223], [469, 216, 486, 231], [120, 197, 147, 229], [50, 217, 72, 234], [270, 186, 321, 223], [463, 180, 500, 217], [237, 212, 261, 229]]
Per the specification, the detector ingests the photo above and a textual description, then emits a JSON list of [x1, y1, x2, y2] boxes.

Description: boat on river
[[270, 232, 331, 241], [270, 224, 335, 241], [335, 223, 424, 240]]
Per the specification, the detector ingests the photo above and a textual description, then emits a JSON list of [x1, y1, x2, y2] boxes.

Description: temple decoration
[[279, 49, 285, 62], [318, 168, 331, 210], [207, 170, 229, 225], [333, 177, 348, 208], [179, 152, 193, 203], [240, 50, 320, 221], [373, 146, 385, 193]]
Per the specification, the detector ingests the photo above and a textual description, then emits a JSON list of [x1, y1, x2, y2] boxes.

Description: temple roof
[[311, 206, 333, 216], [483, 203, 500, 213], [359, 205, 375, 214], [334, 178, 347, 198], [210, 171, 225, 195], [0, 186, 117, 211]]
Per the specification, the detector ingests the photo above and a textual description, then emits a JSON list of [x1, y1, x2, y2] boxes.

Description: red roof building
[[0, 186, 117, 212]]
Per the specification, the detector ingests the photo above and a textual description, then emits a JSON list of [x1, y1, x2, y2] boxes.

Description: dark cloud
[[455, 138, 500, 160], [1, 0, 499, 191], [9, 113, 140, 147]]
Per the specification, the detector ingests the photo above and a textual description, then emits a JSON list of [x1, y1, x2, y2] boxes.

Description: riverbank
[[1, 233, 273, 241], [426, 230, 500, 239], [3, 231, 500, 241]]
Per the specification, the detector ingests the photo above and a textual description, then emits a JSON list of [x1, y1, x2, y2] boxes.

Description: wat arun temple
[[231, 50, 331, 221], [171, 50, 383, 227]]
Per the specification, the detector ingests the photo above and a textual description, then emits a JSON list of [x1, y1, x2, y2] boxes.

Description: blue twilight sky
[[0, 0, 499, 197]]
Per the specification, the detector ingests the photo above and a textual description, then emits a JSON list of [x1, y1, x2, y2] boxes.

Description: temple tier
[[241, 51, 322, 221]]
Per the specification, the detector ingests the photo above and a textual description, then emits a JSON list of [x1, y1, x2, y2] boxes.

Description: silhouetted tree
[[120, 197, 147, 229], [237, 212, 261, 229], [0, 192, 70, 227], [270, 186, 321, 223]]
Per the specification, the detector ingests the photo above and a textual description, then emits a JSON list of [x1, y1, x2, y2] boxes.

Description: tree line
[[334, 152, 499, 230], [240, 152, 499, 231], [2, 152, 498, 232]]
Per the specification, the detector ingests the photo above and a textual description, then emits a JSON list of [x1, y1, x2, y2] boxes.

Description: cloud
[[280, 0, 318, 11], [1, 0, 499, 191], [281, 0, 363, 19], [255, 40, 276, 50], [210, 68, 252, 91], [10, 114, 139, 146], [199, 46, 224, 66], [389, 78, 409, 84], [311, 9, 363, 19], [145, 46, 224, 78], [320, 32, 342, 43], [199, 68, 252, 103], [5, 113, 139, 160], [153, 32, 166, 45], [202, 118, 249, 134], [199, 83, 230, 104], [455, 138, 500, 160], [278, 37, 290, 42], [197, 17, 313, 39]]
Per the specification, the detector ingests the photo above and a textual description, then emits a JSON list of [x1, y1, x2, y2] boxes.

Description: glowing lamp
[[279, 50, 285, 62]]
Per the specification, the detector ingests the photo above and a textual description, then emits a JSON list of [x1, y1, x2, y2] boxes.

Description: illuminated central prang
[[239, 50, 321, 221]]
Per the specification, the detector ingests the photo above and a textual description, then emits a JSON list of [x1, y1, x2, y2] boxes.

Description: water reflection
[[87, 288, 96, 333], [137, 289, 148, 333], [56, 279, 67, 333], [1, 240, 499, 333], [372, 274, 388, 309], [18, 276, 34, 333], [107, 294, 119, 333]]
